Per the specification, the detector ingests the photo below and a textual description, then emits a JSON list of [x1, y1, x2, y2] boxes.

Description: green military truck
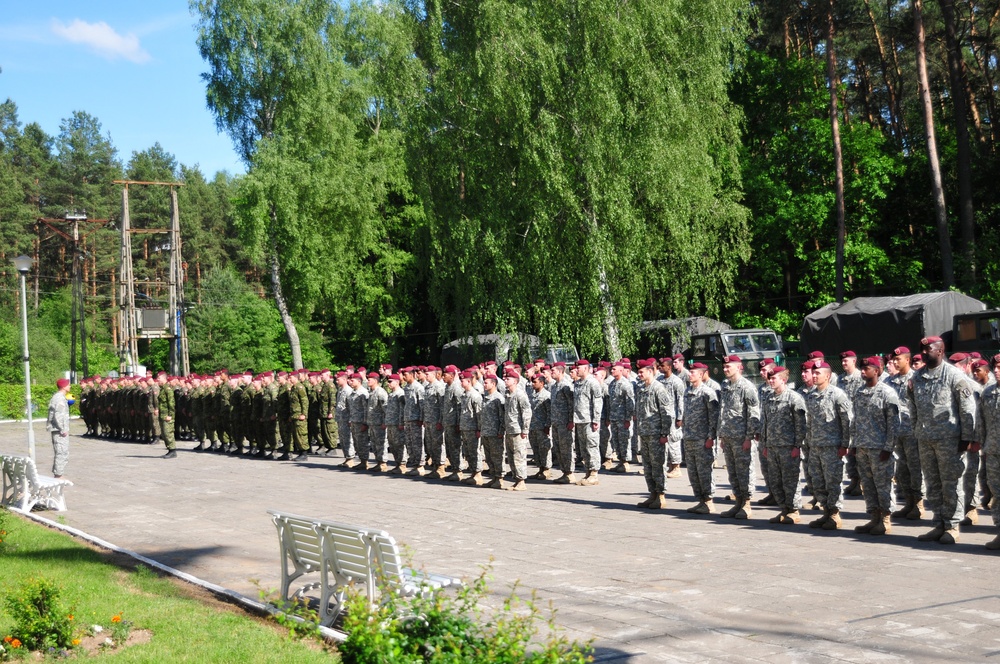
[[687, 328, 784, 386]]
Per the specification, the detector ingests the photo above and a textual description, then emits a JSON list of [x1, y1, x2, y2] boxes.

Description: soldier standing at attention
[[154, 372, 177, 459], [608, 361, 635, 474], [839, 351, 864, 497], [908, 336, 977, 544], [287, 372, 310, 462], [953, 353, 985, 526], [480, 373, 506, 489], [760, 366, 807, 525], [804, 362, 853, 530], [366, 373, 388, 471], [977, 357, 1000, 550], [347, 373, 369, 468], [852, 356, 901, 536], [572, 359, 604, 486], [459, 371, 484, 485], [635, 359, 675, 509], [887, 347, 924, 520], [596, 363, 613, 468], [334, 371, 353, 462], [550, 362, 577, 484], [402, 367, 426, 476], [682, 363, 719, 515], [441, 366, 463, 480], [717, 356, 761, 519], [502, 368, 531, 491], [318, 370, 337, 455], [528, 373, 552, 479], [46, 378, 72, 477], [384, 374, 406, 472], [423, 367, 447, 478], [658, 358, 685, 479]]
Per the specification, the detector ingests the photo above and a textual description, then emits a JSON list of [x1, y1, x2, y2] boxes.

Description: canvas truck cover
[[800, 291, 986, 357]]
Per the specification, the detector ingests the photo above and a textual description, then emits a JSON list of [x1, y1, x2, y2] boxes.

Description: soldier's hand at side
[[381, 425, 386, 430], [361, 425, 368, 432], [521, 433, 527, 439], [398, 425, 404, 431], [659, 436, 668, 444], [544, 427, 550, 435], [971, 442, 982, 453], [624, 420, 630, 429], [704, 438, 714, 449], [958, 440, 971, 453], [476, 431, 481, 438], [879, 450, 891, 461], [791, 447, 800, 459], [741, 439, 751, 452], [591, 422, 598, 432], [837, 447, 847, 457], [567, 423, 574, 432], [416, 420, 423, 427], [762, 447, 768, 458], [436, 423, 443, 431]]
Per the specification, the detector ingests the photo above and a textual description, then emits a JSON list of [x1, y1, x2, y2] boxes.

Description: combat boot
[[462, 472, 484, 486], [433, 465, 449, 479], [960, 505, 979, 526], [870, 511, 891, 536], [939, 528, 960, 545], [612, 462, 630, 474], [485, 477, 503, 489], [687, 501, 711, 514], [554, 472, 577, 485], [647, 493, 667, 509], [985, 534, 1000, 550], [768, 508, 788, 524], [917, 524, 946, 541], [719, 503, 740, 518], [405, 466, 424, 477], [578, 470, 600, 486], [844, 478, 862, 496], [854, 511, 880, 534], [734, 501, 751, 519], [505, 480, 526, 491], [809, 509, 830, 529], [530, 468, 551, 480], [906, 499, 925, 520], [756, 494, 777, 507], [891, 497, 914, 519], [602, 458, 615, 470], [821, 509, 842, 530], [666, 463, 682, 478], [445, 472, 461, 482], [781, 509, 801, 525], [637, 493, 656, 508]]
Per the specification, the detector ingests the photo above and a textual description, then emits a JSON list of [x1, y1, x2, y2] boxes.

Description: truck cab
[[688, 329, 784, 385], [952, 309, 1000, 356]]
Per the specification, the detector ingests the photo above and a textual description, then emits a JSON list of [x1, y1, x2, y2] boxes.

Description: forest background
[[2, 0, 999, 384]]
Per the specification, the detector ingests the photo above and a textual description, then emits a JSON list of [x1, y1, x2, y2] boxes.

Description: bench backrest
[[314, 521, 371, 584], [1, 454, 38, 487], [270, 512, 325, 572], [365, 530, 408, 590]]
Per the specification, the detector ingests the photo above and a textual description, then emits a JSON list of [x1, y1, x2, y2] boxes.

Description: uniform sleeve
[[838, 392, 853, 447], [520, 392, 531, 432], [744, 383, 761, 438], [707, 391, 719, 440], [657, 387, 673, 437], [956, 378, 976, 441], [793, 400, 807, 448]]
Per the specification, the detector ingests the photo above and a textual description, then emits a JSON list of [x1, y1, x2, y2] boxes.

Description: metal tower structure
[[116, 180, 189, 376]]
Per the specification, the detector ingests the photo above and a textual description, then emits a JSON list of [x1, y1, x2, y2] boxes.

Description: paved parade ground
[[4, 419, 1000, 662]]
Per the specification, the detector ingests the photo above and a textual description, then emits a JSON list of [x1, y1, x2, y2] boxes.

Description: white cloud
[[50, 18, 150, 64]]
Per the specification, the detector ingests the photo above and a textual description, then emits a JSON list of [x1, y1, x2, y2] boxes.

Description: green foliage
[[340, 565, 593, 663], [2, 578, 76, 652]]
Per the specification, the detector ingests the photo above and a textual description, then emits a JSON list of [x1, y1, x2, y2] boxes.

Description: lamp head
[[11, 255, 33, 274]]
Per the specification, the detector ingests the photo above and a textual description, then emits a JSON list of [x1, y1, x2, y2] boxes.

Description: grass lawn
[[0, 508, 338, 662]]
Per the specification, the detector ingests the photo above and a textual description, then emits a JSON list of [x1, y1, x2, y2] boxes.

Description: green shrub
[[339, 565, 593, 663], [3, 577, 77, 652], [0, 384, 79, 420]]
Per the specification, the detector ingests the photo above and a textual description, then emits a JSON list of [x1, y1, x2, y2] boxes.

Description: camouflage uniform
[[760, 388, 807, 512], [156, 382, 176, 451], [804, 384, 852, 511], [887, 369, 922, 506], [366, 384, 388, 464], [288, 380, 310, 453], [550, 375, 575, 474], [336, 383, 354, 459], [636, 379, 675, 494], [608, 376, 635, 464], [443, 379, 464, 471], [319, 378, 338, 452], [460, 388, 483, 474], [573, 374, 604, 472], [528, 385, 552, 471], [851, 380, 900, 515], [682, 382, 719, 503], [385, 385, 406, 466], [348, 385, 370, 462], [840, 369, 865, 486], [660, 373, 685, 465], [907, 362, 977, 531], [964, 376, 984, 514], [503, 386, 532, 482], [978, 382, 1000, 531], [480, 390, 505, 477], [403, 380, 425, 470], [717, 376, 761, 503], [422, 379, 446, 469]]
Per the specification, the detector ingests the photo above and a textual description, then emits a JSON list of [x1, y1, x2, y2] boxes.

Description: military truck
[[440, 333, 579, 368], [687, 328, 784, 385], [952, 309, 1000, 357]]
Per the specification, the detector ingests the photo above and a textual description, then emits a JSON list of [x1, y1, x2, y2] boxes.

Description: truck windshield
[[751, 333, 780, 351], [723, 334, 754, 354]]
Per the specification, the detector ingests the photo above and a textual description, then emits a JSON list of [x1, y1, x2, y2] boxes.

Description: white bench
[[0, 454, 74, 512], [268, 509, 462, 626]]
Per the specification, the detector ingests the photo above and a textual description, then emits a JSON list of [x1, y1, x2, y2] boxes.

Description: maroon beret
[[807, 351, 825, 359], [575, 359, 590, 367], [972, 359, 989, 370], [459, 371, 473, 380], [57, 378, 70, 389], [891, 346, 910, 357], [690, 362, 709, 370], [920, 336, 943, 346], [840, 350, 857, 358], [722, 355, 741, 364], [504, 368, 520, 379], [949, 352, 969, 363], [861, 356, 883, 370], [388, 373, 401, 381], [443, 365, 459, 375], [483, 373, 498, 383]]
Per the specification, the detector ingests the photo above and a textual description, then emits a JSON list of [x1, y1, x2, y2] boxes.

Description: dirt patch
[[74, 628, 153, 655]]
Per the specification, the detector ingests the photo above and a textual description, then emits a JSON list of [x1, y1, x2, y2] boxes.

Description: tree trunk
[[269, 203, 303, 369], [863, 0, 904, 142], [939, 0, 976, 286], [914, 0, 955, 288], [827, 0, 847, 303], [585, 207, 620, 359]]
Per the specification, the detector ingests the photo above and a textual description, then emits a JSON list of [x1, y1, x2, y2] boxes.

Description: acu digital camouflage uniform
[[528, 384, 552, 475], [480, 388, 505, 482], [503, 383, 532, 485], [348, 383, 370, 464], [442, 376, 464, 475], [336, 381, 354, 459], [608, 375, 635, 469], [804, 383, 853, 514], [550, 374, 575, 478], [573, 372, 604, 475], [366, 382, 389, 467], [760, 387, 807, 517], [385, 383, 406, 468], [403, 378, 425, 472], [459, 386, 484, 478], [887, 368, 922, 513], [636, 378, 675, 498], [660, 372, 685, 467], [422, 377, 446, 472], [682, 381, 719, 506], [851, 380, 901, 530], [977, 379, 1000, 548], [717, 375, 761, 508]]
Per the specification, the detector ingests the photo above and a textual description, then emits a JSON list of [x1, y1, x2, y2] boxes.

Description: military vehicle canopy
[[440, 334, 579, 368], [801, 291, 986, 357]]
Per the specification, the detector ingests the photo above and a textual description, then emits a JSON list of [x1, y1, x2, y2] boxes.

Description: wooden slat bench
[[0, 454, 73, 512], [268, 509, 462, 626]]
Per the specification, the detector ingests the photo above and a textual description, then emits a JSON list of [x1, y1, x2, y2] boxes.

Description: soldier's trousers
[[404, 421, 423, 469], [766, 445, 801, 511], [610, 422, 630, 464], [445, 427, 463, 471], [807, 446, 844, 511], [278, 421, 289, 451], [599, 421, 611, 461], [193, 416, 205, 444], [757, 445, 770, 492], [159, 419, 176, 451], [424, 424, 444, 466], [721, 437, 754, 502], [846, 452, 859, 483], [574, 423, 599, 471], [506, 433, 527, 482], [857, 447, 895, 513], [641, 435, 668, 494], [553, 425, 575, 475], [918, 436, 967, 530], [894, 434, 923, 502], [320, 417, 337, 450], [983, 453, 1000, 527], [667, 430, 683, 465], [388, 426, 405, 465], [482, 435, 504, 478], [263, 421, 277, 452], [337, 419, 354, 458], [351, 423, 368, 461], [51, 432, 69, 477], [528, 430, 551, 470], [683, 438, 715, 501], [963, 449, 980, 508], [461, 430, 482, 474], [291, 419, 309, 453], [369, 425, 387, 463]]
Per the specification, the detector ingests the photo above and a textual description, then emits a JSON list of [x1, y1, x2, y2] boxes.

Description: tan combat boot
[[647, 493, 667, 509], [891, 497, 914, 519], [768, 508, 789, 524], [985, 533, 1000, 550], [433, 465, 448, 479], [916, 524, 946, 541], [781, 509, 801, 525], [809, 508, 831, 529], [854, 511, 880, 534], [506, 480, 527, 491], [870, 511, 891, 536], [939, 528, 960, 545], [637, 493, 656, 508], [612, 462, 630, 474], [485, 477, 503, 489], [719, 502, 740, 518], [960, 505, 979, 526], [821, 509, 842, 530], [578, 470, 600, 486], [906, 499, 925, 520], [554, 472, 577, 485], [666, 463, 682, 479], [734, 501, 752, 520]]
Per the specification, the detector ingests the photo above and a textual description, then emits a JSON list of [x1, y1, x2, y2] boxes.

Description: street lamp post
[[11, 255, 35, 463]]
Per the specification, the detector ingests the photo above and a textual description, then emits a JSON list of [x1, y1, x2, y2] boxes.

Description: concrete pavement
[[4, 420, 1000, 662]]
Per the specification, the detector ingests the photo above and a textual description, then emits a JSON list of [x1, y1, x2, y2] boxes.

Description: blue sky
[[0, 2, 244, 178]]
